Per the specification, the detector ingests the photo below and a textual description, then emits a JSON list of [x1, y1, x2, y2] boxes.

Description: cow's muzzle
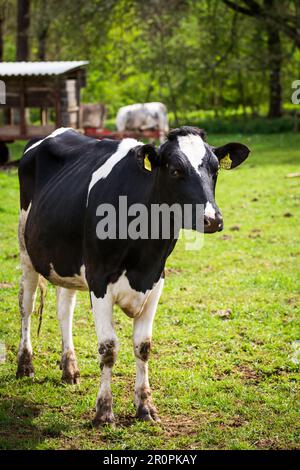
[[204, 213, 223, 233]]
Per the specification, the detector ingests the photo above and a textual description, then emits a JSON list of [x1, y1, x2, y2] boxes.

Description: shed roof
[[0, 61, 89, 77]]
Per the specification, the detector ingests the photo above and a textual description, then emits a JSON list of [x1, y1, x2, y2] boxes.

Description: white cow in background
[[116, 102, 169, 143]]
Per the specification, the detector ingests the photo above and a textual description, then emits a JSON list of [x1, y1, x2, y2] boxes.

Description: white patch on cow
[[24, 127, 74, 154], [91, 271, 160, 319], [18, 202, 39, 359], [91, 291, 116, 343], [18, 267, 39, 357], [87, 138, 143, 202], [133, 278, 164, 401], [18, 203, 38, 275], [111, 271, 155, 318], [48, 264, 88, 290], [91, 290, 118, 411], [18, 203, 31, 255], [177, 134, 206, 175], [204, 201, 216, 219], [56, 287, 77, 353]]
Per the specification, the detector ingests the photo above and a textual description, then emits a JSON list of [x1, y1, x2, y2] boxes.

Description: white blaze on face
[[177, 134, 206, 176], [204, 201, 216, 220]]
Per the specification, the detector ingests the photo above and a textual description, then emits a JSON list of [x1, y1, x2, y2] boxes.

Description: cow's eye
[[170, 168, 181, 177]]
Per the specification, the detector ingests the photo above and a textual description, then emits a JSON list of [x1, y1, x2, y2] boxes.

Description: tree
[[265, 0, 282, 117], [0, 0, 10, 61], [0, 11, 3, 61], [35, 0, 49, 60], [222, 0, 286, 117], [223, 0, 300, 48], [16, 0, 30, 61]]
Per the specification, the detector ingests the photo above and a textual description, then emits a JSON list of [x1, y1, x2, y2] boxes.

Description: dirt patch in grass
[[253, 437, 295, 450], [211, 308, 232, 320], [235, 365, 261, 384], [161, 412, 217, 438], [165, 267, 183, 276], [214, 365, 261, 384], [0, 282, 14, 288], [220, 234, 232, 241], [219, 415, 248, 429]]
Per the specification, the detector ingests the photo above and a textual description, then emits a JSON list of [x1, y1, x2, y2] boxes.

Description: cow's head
[[138, 126, 250, 233]]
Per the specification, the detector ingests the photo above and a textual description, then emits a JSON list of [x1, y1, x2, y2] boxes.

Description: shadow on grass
[[0, 397, 69, 449]]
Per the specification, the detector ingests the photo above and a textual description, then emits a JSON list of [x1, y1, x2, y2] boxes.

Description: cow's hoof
[[62, 369, 80, 385], [16, 350, 34, 378], [93, 395, 114, 426], [92, 412, 115, 427], [136, 404, 160, 423], [61, 351, 80, 385]]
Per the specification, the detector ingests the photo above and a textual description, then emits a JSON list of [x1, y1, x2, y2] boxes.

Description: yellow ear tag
[[144, 154, 152, 171], [220, 153, 232, 170]]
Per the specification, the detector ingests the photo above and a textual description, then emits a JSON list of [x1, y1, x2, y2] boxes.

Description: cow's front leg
[[91, 291, 118, 426], [133, 278, 164, 422], [57, 287, 80, 384]]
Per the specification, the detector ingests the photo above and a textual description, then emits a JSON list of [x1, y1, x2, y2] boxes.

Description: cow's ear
[[136, 144, 160, 172], [213, 143, 250, 169]]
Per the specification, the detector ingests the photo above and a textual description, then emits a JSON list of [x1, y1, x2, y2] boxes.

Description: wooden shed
[[0, 61, 88, 147]]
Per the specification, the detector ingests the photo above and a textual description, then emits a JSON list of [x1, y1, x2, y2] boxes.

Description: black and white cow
[[17, 126, 249, 425]]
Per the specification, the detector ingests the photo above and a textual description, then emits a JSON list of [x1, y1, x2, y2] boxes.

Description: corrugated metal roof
[[0, 61, 89, 77]]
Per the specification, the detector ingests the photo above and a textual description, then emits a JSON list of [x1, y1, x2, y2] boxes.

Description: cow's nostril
[[217, 217, 224, 231], [204, 217, 211, 227]]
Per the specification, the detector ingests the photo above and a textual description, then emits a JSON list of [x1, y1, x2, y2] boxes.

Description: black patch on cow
[[138, 341, 151, 362], [135, 143, 160, 171], [213, 142, 250, 169], [99, 339, 118, 369], [167, 126, 206, 141]]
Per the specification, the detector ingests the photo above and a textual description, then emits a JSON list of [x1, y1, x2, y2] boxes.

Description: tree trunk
[[0, 17, 3, 61], [37, 28, 47, 60], [36, 0, 49, 61], [266, 25, 282, 118], [265, 0, 282, 118], [16, 0, 30, 61]]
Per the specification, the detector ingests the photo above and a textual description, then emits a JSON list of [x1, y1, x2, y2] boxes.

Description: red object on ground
[[84, 127, 160, 141]]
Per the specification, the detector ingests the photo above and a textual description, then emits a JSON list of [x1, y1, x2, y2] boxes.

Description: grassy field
[[0, 133, 299, 450]]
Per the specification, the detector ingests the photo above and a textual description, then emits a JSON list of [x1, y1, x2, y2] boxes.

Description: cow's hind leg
[[91, 291, 118, 426], [56, 287, 80, 384], [17, 263, 39, 378], [133, 278, 164, 422]]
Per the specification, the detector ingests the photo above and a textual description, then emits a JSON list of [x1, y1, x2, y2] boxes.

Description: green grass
[[104, 110, 300, 134], [0, 133, 299, 450]]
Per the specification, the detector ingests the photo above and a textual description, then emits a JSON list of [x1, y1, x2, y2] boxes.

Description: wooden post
[[20, 78, 26, 136], [55, 80, 61, 127], [40, 108, 47, 125]]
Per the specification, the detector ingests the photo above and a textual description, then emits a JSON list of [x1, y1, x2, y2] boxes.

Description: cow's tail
[[37, 276, 47, 336]]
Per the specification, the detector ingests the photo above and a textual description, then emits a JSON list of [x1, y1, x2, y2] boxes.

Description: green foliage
[[169, 114, 300, 134], [0, 133, 299, 449], [2, 0, 300, 123]]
